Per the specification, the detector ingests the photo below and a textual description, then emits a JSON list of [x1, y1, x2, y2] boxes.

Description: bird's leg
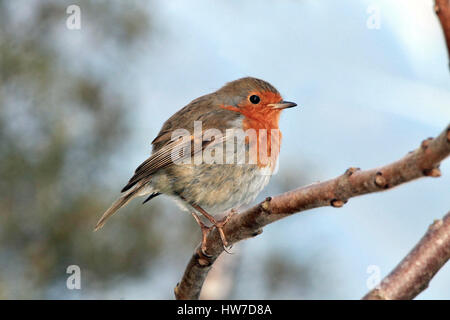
[[191, 204, 236, 253], [190, 212, 212, 257], [215, 208, 237, 246]]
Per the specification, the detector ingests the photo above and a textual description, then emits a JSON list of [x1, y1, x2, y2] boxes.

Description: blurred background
[[0, 0, 449, 299]]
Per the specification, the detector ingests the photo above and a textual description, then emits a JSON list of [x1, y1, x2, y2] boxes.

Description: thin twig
[[363, 211, 450, 300], [175, 124, 450, 300], [435, 0, 450, 68]]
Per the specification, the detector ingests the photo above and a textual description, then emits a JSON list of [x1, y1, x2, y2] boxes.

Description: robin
[[95, 77, 297, 255]]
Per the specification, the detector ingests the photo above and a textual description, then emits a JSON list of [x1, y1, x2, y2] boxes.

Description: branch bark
[[435, 0, 450, 68], [175, 124, 450, 300], [362, 211, 450, 300]]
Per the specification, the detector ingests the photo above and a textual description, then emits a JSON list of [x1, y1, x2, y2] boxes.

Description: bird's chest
[[240, 116, 282, 169]]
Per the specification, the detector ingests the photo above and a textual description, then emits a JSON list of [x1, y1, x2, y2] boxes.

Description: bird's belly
[[153, 164, 273, 215]]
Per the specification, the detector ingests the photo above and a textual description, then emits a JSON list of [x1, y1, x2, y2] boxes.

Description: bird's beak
[[268, 101, 297, 110]]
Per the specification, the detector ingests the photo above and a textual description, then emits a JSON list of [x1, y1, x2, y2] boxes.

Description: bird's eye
[[249, 95, 260, 104]]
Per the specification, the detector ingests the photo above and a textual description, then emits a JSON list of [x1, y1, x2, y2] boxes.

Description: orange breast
[[242, 112, 282, 168], [221, 104, 282, 168]]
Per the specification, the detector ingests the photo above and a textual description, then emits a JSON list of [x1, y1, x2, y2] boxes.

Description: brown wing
[[121, 94, 241, 192], [121, 136, 192, 192]]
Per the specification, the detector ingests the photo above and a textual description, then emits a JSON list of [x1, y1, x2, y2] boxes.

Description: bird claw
[[214, 208, 236, 254], [200, 246, 213, 259], [222, 243, 233, 254], [191, 207, 237, 255]]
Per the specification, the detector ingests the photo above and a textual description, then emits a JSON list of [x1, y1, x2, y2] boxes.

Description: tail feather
[[94, 186, 143, 231]]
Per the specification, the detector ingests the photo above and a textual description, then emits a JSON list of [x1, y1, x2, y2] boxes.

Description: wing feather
[[121, 133, 231, 192]]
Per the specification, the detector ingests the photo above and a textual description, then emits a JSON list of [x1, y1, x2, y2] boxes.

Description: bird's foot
[[191, 203, 238, 253], [214, 208, 236, 253], [191, 208, 237, 255], [191, 212, 213, 258]]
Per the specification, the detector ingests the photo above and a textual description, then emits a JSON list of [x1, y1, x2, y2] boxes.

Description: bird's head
[[217, 77, 297, 127]]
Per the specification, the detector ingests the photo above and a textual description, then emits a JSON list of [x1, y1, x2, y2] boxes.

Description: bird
[[95, 77, 297, 255]]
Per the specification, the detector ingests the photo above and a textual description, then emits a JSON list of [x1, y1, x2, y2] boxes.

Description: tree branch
[[435, 0, 450, 68], [363, 211, 450, 300], [175, 124, 450, 300]]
